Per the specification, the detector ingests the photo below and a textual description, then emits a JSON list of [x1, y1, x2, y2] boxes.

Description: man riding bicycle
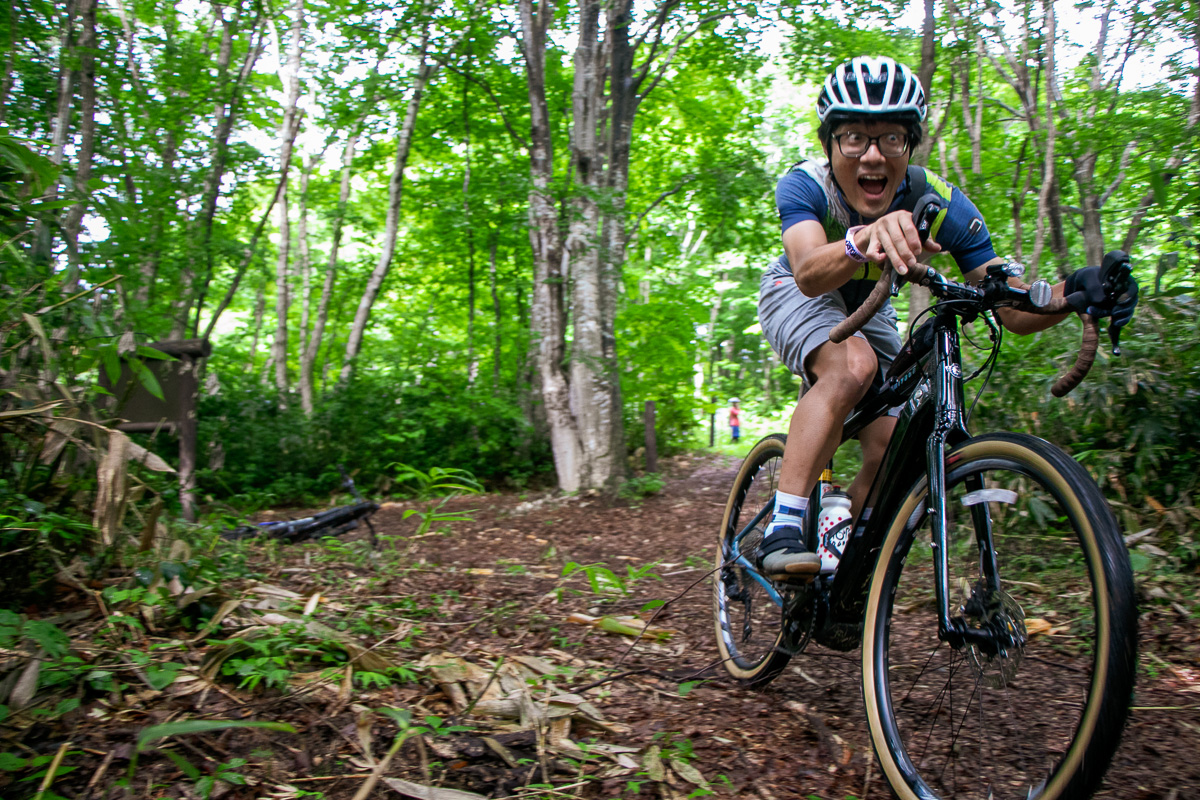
[[756, 55, 1139, 579]]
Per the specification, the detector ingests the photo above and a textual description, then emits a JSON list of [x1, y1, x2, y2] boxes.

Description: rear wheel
[[713, 434, 796, 686], [862, 432, 1137, 800]]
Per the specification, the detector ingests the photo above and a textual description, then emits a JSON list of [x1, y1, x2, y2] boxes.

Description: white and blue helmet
[[817, 56, 927, 123]]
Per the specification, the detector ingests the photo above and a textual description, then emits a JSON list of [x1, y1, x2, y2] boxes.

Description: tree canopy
[[2, 0, 1198, 507]]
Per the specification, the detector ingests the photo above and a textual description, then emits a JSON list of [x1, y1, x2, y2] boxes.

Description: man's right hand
[[856, 210, 942, 274]]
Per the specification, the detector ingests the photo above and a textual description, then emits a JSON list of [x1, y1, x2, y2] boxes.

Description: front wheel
[[862, 432, 1137, 800]]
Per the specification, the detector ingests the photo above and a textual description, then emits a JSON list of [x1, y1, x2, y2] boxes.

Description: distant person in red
[[728, 398, 741, 444]]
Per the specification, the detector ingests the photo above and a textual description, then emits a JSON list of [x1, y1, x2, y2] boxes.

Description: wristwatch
[[845, 226, 868, 263]]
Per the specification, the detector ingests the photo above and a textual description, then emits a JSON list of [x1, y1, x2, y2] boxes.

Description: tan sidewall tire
[[861, 434, 1130, 800]]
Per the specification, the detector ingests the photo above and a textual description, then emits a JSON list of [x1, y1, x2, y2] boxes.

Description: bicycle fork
[[926, 322, 1008, 652]]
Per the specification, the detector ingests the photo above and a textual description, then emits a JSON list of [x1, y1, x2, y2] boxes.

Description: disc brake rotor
[[957, 578, 1026, 689]]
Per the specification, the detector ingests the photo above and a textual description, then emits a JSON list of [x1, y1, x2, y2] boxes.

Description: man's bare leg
[[778, 336, 880, 498], [762, 337, 878, 577], [846, 414, 896, 517]]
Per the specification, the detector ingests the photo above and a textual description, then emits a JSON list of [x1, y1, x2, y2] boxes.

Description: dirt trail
[[7, 454, 1197, 799], [384, 452, 1200, 799]]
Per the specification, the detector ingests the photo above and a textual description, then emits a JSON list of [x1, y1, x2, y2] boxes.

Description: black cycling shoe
[[759, 525, 820, 579]]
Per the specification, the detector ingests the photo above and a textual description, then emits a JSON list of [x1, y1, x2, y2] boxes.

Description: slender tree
[[340, 29, 434, 384]]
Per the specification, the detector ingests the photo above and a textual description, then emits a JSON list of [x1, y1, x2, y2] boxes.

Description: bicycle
[[221, 466, 380, 545], [713, 243, 1138, 800]]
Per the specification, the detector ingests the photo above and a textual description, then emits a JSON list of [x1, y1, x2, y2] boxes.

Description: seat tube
[[926, 318, 969, 644]]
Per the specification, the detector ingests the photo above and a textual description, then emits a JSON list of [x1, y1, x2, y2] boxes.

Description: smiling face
[[829, 119, 911, 219]]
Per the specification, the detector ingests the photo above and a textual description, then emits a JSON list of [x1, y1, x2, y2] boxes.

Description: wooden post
[[177, 353, 200, 522], [709, 396, 715, 447], [644, 400, 657, 473]]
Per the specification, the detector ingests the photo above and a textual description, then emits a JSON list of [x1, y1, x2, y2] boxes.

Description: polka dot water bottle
[[816, 491, 853, 575]]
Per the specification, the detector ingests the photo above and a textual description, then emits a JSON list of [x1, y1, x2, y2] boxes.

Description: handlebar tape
[[829, 262, 933, 344], [1051, 314, 1099, 397]]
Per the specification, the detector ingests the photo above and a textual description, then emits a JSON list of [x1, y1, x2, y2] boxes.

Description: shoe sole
[[762, 561, 820, 581]]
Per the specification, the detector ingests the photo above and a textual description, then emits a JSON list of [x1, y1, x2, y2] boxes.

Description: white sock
[[765, 491, 808, 538]]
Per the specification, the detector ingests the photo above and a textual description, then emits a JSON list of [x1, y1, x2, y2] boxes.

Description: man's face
[[830, 120, 911, 219]]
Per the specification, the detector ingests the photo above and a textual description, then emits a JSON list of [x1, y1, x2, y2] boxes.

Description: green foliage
[[127, 719, 294, 796], [561, 561, 661, 597], [969, 292, 1200, 561], [617, 473, 666, 501], [390, 462, 482, 537], [212, 623, 346, 691], [197, 372, 548, 504]]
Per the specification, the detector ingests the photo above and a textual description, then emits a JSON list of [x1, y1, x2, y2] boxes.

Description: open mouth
[[858, 176, 888, 197]]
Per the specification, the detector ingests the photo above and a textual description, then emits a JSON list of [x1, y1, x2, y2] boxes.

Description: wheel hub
[[957, 580, 1026, 689]]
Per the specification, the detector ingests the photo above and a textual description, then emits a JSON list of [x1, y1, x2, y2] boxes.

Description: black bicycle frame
[[820, 305, 981, 644]]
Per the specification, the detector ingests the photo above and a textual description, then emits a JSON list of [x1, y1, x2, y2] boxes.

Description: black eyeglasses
[[833, 132, 910, 158]]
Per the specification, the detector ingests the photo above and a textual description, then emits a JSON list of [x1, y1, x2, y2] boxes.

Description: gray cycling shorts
[[758, 259, 902, 388]]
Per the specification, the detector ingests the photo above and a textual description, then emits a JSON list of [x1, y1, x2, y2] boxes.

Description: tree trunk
[[910, 0, 938, 323], [186, 5, 267, 335], [0, 3, 16, 124], [519, 0, 701, 490], [489, 236, 502, 393], [339, 33, 433, 384], [61, 0, 97, 292], [1029, 0, 1058, 280], [519, 0, 581, 490], [35, 0, 77, 266], [301, 132, 358, 413], [297, 155, 315, 376], [272, 184, 291, 394], [247, 277, 267, 372], [566, 0, 623, 490], [271, 0, 303, 400], [462, 58, 478, 389]]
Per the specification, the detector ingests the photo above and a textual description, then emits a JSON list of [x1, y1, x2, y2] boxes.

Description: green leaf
[[379, 707, 413, 727], [128, 359, 163, 400], [145, 663, 183, 690], [137, 719, 295, 752], [101, 346, 121, 385], [1149, 165, 1167, 208], [136, 346, 173, 360], [0, 751, 27, 771], [161, 749, 201, 780]]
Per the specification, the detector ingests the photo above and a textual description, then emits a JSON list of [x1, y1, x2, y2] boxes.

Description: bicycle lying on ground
[[713, 248, 1138, 800], [221, 466, 379, 545]]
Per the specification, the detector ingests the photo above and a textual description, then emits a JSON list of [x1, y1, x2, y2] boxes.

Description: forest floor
[[5, 452, 1200, 800]]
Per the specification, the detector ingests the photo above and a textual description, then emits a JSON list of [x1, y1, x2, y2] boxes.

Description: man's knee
[[811, 342, 878, 405]]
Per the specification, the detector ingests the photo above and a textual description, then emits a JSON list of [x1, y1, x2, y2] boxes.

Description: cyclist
[[756, 55, 1139, 579]]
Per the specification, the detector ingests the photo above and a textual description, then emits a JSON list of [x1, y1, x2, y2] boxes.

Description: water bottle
[[816, 491, 853, 575]]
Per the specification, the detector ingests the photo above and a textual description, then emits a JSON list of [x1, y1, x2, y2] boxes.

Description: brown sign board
[[99, 339, 211, 431], [98, 338, 211, 521]]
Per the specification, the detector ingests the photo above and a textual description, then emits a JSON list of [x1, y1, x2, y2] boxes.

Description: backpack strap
[[901, 166, 953, 242]]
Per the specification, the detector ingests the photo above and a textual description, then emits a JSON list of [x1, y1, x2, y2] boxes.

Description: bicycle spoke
[[865, 436, 1135, 800], [714, 436, 795, 686]]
